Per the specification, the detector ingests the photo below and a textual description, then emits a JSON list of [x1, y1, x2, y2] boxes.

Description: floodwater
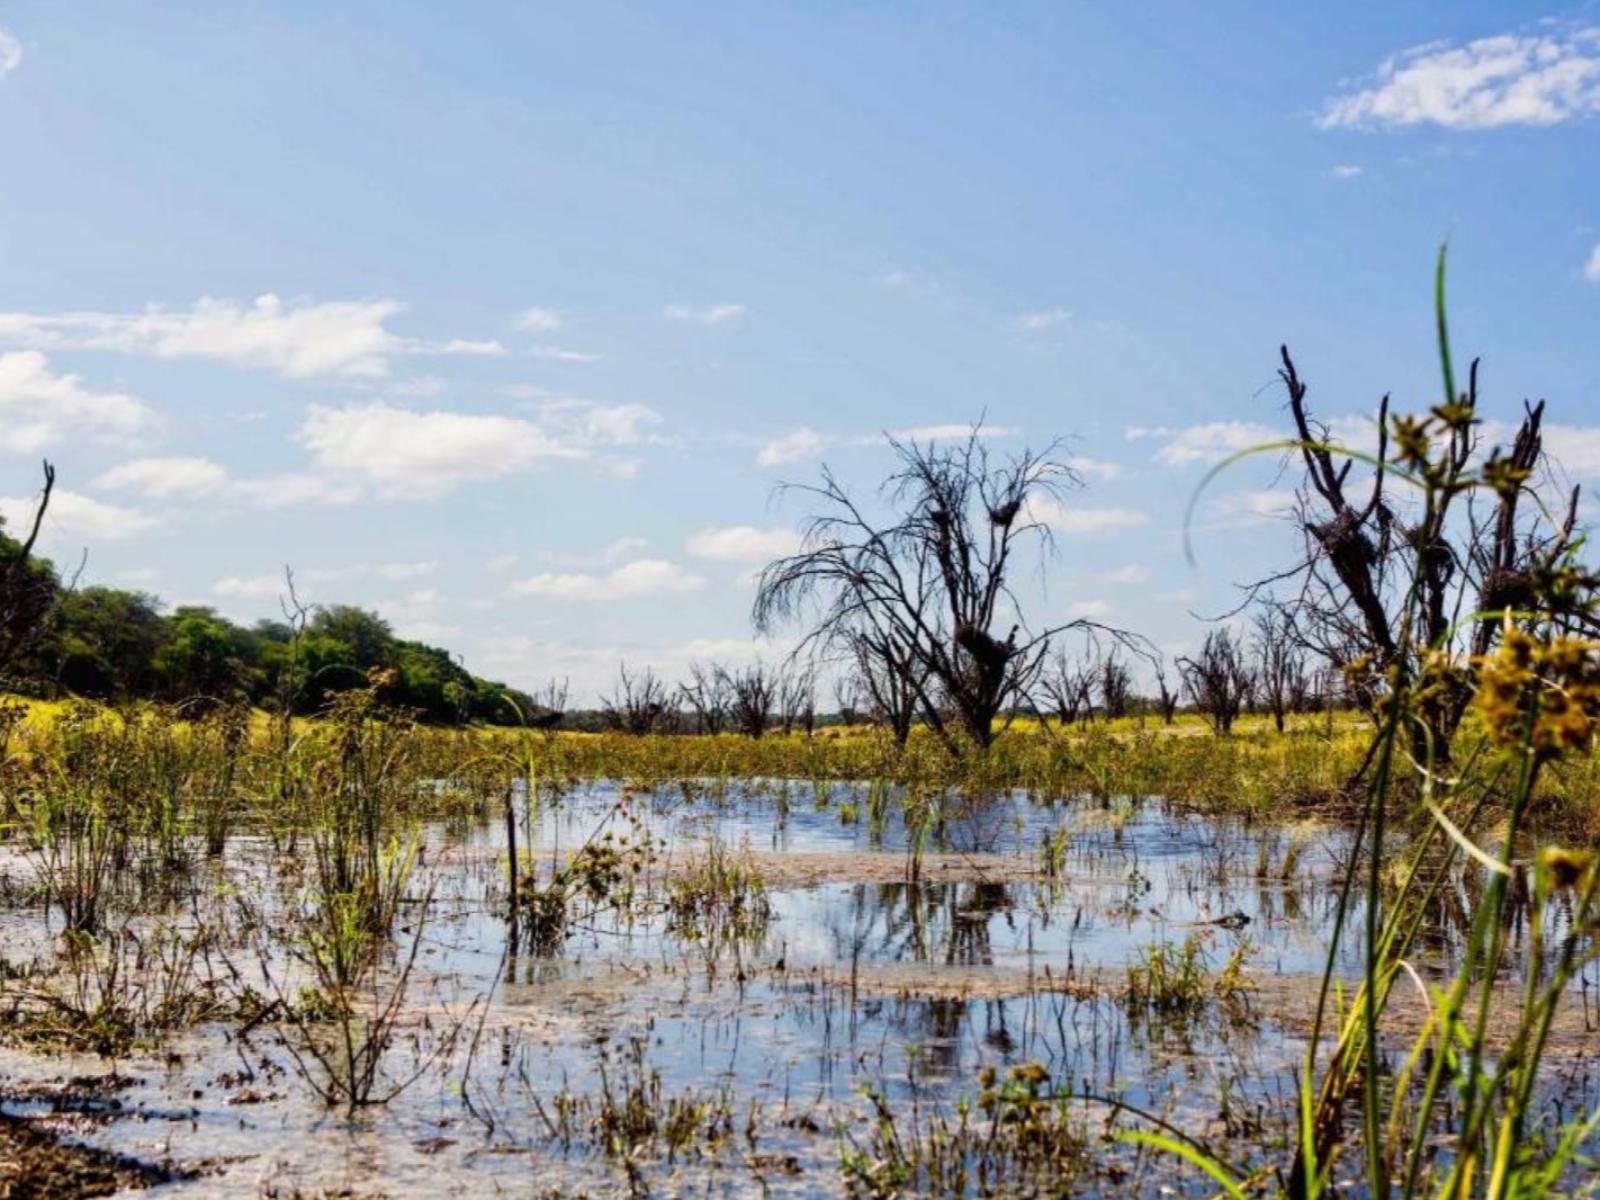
[[1, 781, 1596, 1197]]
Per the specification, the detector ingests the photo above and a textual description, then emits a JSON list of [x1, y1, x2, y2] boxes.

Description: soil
[[0, 1110, 173, 1199]]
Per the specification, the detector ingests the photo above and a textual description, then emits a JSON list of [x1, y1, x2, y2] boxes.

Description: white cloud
[[0, 27, 20, 76], [510, 558, 707, 601], [529, 345, 600, 363], [1067, 455, 1121, 480], [1017, 309, 1071, 331], [1025, 496, 1151, 535], [685, 525, 801, 563], [214, 561, 439, 602], [758, 427, 829, 468], [1131, 420, 1278, 465], [1545, 425, 1600, 476], [1321, 29, 1600, 130], [0, 489, 156, 544], [229, 472, 366, 509], [1331, 164, 1364, 179], [0, 295, 501, 379], [485, 553, 519, 574], [1584, 245, 1600, 283], [299, 402, 583, 493], [556, 401, 663, 445], [663, 303, 746, 325], [515, 307, 563, 332], [92, 456, 228, 499], [212, 574, 290, 600], [0, 351, 153, 451], [888, 423, 1017, 442]]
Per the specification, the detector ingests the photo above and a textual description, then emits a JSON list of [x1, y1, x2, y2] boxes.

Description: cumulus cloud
[[1331, 164, 1364, 179], [0, 26, 20, 76], [92, 456, 228, 499], [509, 558, 706, 601], [1545, 425, 1600, 476], [663, 303, 746, 325], [1067, 599, 1111, 619], [685, 525, 801, 562], [1321, 28, 1600, 130], [1584, 245, 1600, 283], [1024, 496, 1151, 535], [1128, 420, 1278, 465], [757, 427, 829, 468], [0, 489, 156, 544], [299, 403, 583, 493], [0, 295, 502, 379], [0, 351, 153, 451]]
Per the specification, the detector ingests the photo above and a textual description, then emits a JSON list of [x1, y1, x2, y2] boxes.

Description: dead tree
[[849, 628, 926, 746], [722, 664, 776, 739], [1248, 341, 1591, 758], [1037, 649, 1096, 727], [679, 662, 732, 734], [1179, 629, 1253, 736], [1151, 656, 1181, 725], [600, 664, 672, 735], [833, 674, 863, 726], [527, 677, 569, 730], [1253, 608, 1307, 733], [0, 461, 57, 683], [755, 426, 1094, 753], [777, 666, 816, 735], [1100, 650, 1133, 721]]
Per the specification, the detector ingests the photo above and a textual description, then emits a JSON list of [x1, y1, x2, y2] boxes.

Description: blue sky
[[2, 2, 1599, 699]]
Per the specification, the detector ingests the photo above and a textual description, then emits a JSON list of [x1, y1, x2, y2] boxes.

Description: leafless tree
[[1037, 649, 1096, 727], [832, 674, 863, 726], [0, 461, 57, 683], [679, 662, 733, 734], [601, 664, 673, 735], [1151, 656, 1181, 725], [527, 677, 569, 730], [777, 665, 816, 735], [849, 628, 926, 745], [723, 664, 776, 739], [1242, 342, 1592, 757], [754, 426, 1098, 753], [1100, 650, 1133, 721], [1252, 608, 1307, 733], [1179, 629, 1253, 736]]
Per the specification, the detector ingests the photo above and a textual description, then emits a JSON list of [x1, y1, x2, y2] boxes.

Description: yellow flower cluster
[[1474, 627, 1600, 758]]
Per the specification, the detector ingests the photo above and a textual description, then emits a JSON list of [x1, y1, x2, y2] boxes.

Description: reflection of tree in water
[[828, 881, 1016, 967]]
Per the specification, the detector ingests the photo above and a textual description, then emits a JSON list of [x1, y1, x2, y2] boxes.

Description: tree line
[[0, 486, 537, 726]]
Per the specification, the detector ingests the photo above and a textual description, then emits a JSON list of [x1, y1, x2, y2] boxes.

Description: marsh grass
[[1138, 248, 1600, 1200]]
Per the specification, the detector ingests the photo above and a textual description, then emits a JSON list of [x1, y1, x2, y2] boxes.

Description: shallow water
[[1, 781, 1595, 1197]]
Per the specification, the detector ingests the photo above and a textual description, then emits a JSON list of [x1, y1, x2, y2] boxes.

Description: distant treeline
[[0, 520, 536, 725]]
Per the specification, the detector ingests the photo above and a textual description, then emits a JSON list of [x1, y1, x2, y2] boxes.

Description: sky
[[2, 2, 1600, 701]]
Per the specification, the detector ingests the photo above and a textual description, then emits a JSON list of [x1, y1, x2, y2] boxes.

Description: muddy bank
[[0, 1110, 174, 1199]]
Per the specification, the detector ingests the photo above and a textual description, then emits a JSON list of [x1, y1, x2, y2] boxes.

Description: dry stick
[[504, 785, 519, 934]]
